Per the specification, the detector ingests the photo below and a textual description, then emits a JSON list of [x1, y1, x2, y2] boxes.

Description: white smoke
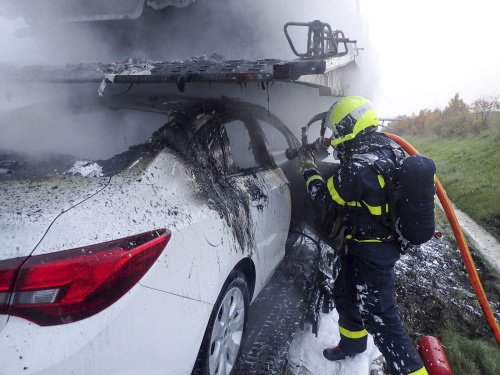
[[0, 0, 379, 160], [0, 1, 372, 66]]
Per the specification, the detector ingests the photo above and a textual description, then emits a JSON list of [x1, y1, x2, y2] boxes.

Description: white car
[[0, 93, 302, 375]]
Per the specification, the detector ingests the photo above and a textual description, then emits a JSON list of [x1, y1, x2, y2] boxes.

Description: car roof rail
[[284, 20, 358, 59]]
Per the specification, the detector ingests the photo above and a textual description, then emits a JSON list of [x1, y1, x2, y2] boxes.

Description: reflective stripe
[[326, 180, 387, 216], [362, 201, 388, 216], [353, 238, 383, 243], [331, 107, 378, 146], [407, 366, 428, 375], [351, 102, 374, 121], [377, 174, 385, 188], [327, 177, 346, 206], [327, 177, 361, 207], [363, 201, 381, 215], [330, 96, 371, 125], [339, 326, 368, 339], [347, 236, 385, 243], [352, 107, 378, 134], [328, 177, 385, 214], [306, 175, 324, 188]]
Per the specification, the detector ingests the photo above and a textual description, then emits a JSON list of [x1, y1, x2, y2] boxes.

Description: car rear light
[[0, 229, 170, 326], [0, 257, 27, 314]]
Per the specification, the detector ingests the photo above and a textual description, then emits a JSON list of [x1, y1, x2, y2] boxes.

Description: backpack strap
[[352, 153, 398, 240]]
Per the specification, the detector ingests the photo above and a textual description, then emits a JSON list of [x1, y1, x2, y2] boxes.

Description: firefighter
[[297, 96, 428, 375]]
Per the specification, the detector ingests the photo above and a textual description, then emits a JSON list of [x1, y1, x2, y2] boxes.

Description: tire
[[193, 273, 249, 375]]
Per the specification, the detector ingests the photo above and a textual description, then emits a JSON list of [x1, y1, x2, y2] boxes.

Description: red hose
[[386, 132, 500, 345]]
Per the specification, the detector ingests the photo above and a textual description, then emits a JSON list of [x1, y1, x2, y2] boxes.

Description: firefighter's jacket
[[303, 145, 399, 246], [302, 136, 429, 375]]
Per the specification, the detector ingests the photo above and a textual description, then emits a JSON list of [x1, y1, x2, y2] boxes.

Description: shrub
[[429, 113, 477, 138], [392, 94, 499, 139]]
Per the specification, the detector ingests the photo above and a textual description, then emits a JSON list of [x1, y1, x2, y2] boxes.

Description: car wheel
[[198, 273, 249, 375]]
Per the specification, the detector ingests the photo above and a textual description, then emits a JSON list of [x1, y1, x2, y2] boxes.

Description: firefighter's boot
[[323, 346, 361, 361]]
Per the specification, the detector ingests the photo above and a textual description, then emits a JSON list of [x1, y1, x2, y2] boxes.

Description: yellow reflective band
[[331, 132, 355, 146], [362, 201, 388, 216], [327, 177, 346, 206], [332, 115, 378, 147], [331, 96, 370, 125], [348, 201, 362, 207], [350, 102, 374, 121], [345, 234, 353, 239], [352, 108, 378, 134], [377, 174, 385, 188], [327, 177, 361, 207], [353, 238, 383, 243], [332, 109, 378, 146], [331, 108, 378, 146], [339, 326, 368, 339], [407, 366, 429, 375], [306, 175, 324, 188]]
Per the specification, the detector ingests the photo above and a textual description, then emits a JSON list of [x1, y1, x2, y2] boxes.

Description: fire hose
[[386, 132, 500, 345], [285, 113, 499, 344]]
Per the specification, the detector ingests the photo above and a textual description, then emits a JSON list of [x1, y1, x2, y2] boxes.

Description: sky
[[0, 0, 499, 117], [359, 0, 500, 116]]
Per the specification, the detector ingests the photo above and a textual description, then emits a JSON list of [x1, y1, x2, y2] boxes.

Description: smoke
[[1, 0, 370, 64], [0, 0, 379, 166]]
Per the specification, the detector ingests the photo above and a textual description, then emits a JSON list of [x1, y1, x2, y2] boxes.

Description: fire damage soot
[[143, 103, 257, 253]]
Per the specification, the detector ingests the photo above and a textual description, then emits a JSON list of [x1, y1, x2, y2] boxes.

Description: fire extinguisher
[[417, 336, 453, 375]]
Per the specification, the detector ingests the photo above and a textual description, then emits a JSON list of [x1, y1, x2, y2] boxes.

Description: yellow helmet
[[325, 96, 378, 147]]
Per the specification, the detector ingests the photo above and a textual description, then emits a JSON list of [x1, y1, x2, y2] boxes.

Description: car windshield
[[0, 100, 168, 180]]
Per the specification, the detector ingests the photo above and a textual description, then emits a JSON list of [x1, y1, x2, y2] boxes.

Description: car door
[[219, 112, 291, 289]]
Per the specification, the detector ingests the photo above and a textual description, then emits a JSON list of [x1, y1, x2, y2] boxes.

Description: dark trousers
[[333, 243, 426, 375]]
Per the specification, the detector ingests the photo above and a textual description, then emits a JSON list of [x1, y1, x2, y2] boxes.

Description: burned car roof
[[0, 53, 356, 96]]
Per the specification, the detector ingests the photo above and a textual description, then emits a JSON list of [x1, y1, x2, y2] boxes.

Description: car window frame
[[217, 111, 276, 177], [187, 101, 301, 179]]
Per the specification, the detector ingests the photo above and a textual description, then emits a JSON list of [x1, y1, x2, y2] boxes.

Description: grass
[[422, 213, 500, 375], [401, 134, 500, 374], [404, 134, 500, 242], [439, 329, 500, 375]]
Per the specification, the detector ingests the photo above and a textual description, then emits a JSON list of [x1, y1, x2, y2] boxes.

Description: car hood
[[0, 176, 109, 260]]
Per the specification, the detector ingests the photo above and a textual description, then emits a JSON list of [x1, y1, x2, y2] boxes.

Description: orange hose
[[386, 132, 500, 345]]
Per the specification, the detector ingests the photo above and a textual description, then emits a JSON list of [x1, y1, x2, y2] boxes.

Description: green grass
[[404, 135, 500, 242], [394, 118, 500, 374], [439, 329, 500, 375], [405, 135, 500, 374]]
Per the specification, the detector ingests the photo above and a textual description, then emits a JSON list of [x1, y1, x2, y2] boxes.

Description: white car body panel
[[0, 283, 212, 375], [0, 177, 109, 259], [0, 143, 291, 374], [27, 150, 289, 303], [236, 169, 291, 288]]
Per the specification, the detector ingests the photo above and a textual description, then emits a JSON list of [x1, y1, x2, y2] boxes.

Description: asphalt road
[[234, 241, 315, 375]]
